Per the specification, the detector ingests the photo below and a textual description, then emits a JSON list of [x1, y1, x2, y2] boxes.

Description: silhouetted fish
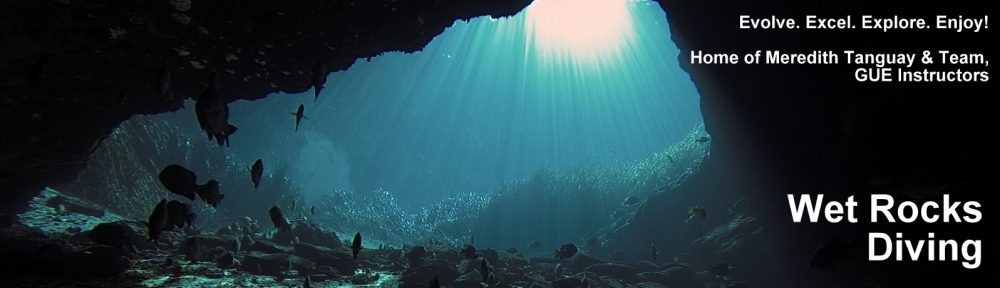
[[312, 60, 325, 101], [528, 240, 541, 249], [554, 243, 578, 260], [291, 104, 307, 132], [310, 206, 315, 215], [696, 136, 710, 144], [480, 258, 490, 284], [195, 180, 224, 208], [194, 81, 238, 146], [304, 274, 312, 288], [624, 196, 640, 205], [352, 232, 362, 260], [146, 199, 169, 243], [166, 200, 195, 229], [687, 205, 707, 221], [650, 243, 659, 261], [159, 164, 220, 203], [249, 159, 263, 189], [268, 205, 291, 232]]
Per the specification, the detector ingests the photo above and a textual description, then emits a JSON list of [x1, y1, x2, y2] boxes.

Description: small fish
[[470, 234, 475, 246], [650, 243, 659, 261], [249, 159, 263, 189], [687, 205, 707, 221], [310, 206, 315, 215], [624, 196, 639, 205], [290, 104, 307, 132], [427, 275, 440, 288], [528, 240, 541, 249], [311, 60, 325, 101], [195, 179, 224, 208], [268, 205, 291, 232], [165, 200, 196, 229], [304, 274, 312, 288], [696, 136, 710, 144], [554, 243, 578, 260], [351, 232, 362, 260], [479, 258, 490, 284], [146, 199, 169, 243]]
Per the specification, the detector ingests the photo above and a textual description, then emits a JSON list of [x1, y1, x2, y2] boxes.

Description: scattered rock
[[249, 239, 292, 254], [660, 265, 698, 288], [240, 251, 315, 276], [583, 263, 637, 281], [293, 242, 355, 274], [632, 282, 669, 288], [274, 222, 341, 248], [404, 245, 427, 264], [399, 258, 457, 288], [634, 260, 660, 273], [452, 271, 484, 288], [481, 248, 499, 267], [570, 253, 606, 271], [216, 252, 236, 269], [45, 193, 105, 217], [88, 221, 141, 248], [528, 257, 555, 264]]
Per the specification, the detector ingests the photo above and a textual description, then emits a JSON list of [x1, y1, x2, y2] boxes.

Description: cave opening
[[48, 0, 706, 250]]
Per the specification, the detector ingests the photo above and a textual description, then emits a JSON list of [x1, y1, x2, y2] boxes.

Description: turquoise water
[[220, 0, 702, 208]]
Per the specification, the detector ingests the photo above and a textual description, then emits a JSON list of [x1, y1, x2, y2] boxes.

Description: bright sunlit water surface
[[211, 0, 702, 209]]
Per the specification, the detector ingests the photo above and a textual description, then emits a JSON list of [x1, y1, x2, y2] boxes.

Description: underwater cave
[[0, 0, 991, 287]]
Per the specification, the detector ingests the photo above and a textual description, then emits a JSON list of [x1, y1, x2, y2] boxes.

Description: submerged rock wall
[[0, 0, 532, 212]]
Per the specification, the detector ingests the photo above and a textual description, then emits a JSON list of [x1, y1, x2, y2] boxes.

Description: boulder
[[182, 235, 241, 253], [583, 263, 637, 281], [249, 239, 292, 254], [45, 193, 105, 217], [240, 251, 316, 276], [481, 248, 499, 266], [452, 271, 484, 288], [528, 257, 555, 264], [293, 242, 355, 274], [274, 222, 341, 248], [216, 252, 236, 269], [633, 260, 661, 273], [570, 253, 607, 272], [399, 258, 458, 288], [88, 221, 143, 248], [660, 265, 697, 288]]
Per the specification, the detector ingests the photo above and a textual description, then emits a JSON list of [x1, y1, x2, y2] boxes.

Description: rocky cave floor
[[0, 189, 746, 288]]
